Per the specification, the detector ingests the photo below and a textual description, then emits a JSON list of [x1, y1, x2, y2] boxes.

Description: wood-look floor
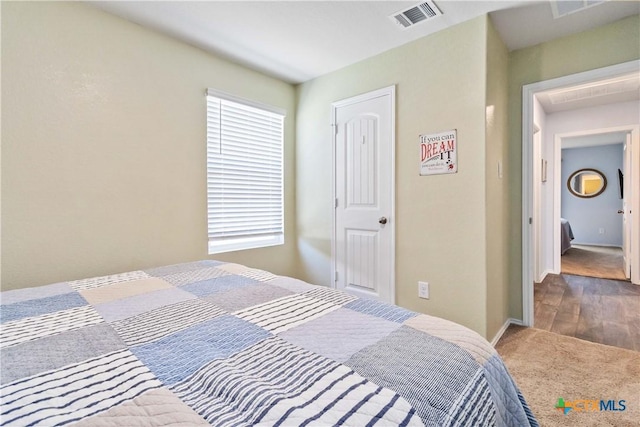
[[534, 274, 640, 351]]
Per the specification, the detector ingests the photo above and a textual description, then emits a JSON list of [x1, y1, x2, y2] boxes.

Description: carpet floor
[[495, 325, 640, 426], [561, 245, 626, 281]]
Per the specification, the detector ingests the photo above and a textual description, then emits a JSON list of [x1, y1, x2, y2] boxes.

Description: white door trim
[[330, 85, 396, 303], [521, 60, 640, 327]]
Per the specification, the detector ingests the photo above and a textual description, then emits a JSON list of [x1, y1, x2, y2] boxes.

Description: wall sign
[[419, 129, 457, 176]]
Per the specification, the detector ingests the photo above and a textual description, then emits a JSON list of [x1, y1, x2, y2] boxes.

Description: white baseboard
[[571, 242, 622, 248], [490, 318, 524, 347], [537, 269, 553, 282]]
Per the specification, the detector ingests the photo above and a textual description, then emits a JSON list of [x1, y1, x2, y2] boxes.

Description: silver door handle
[[378, 217, 388, 225]]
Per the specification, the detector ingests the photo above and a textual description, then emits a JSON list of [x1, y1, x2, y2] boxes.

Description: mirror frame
[[567, 168, 607, 198]]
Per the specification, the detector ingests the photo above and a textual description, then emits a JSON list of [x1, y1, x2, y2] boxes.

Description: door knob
[[379, 217, 388, 225], [618, 210, 624, 214]]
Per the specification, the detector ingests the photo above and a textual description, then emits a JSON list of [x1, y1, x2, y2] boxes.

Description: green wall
[[1, 2, 298, 290], [297, 16, 492, 336]]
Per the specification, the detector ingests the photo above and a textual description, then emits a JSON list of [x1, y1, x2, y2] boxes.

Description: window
[[206, 89, 285, 254]]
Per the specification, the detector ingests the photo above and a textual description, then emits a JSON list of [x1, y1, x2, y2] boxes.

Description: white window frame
[[206, 88, 285, 254]]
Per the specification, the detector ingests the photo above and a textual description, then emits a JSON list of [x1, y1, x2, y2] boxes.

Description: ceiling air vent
[[390, 1, 442, 30]]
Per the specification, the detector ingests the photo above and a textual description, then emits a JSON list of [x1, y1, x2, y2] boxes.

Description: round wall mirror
[[567, 168, 607, 198]]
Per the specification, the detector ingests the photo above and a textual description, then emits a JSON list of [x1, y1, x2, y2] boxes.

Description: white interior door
[[333, 87, 394, 303], [622, 132, 632, 279]]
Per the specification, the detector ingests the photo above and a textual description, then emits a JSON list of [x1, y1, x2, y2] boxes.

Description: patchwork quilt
[[0, 260, 538, 426]]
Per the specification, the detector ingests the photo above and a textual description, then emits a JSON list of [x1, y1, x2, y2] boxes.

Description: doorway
[[555, 130, 630, 282], [331, 86, 396, 303], [522, 60, 640, 328]]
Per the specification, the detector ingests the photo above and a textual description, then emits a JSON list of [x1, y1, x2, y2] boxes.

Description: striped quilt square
[[0, 282, 73, 305], [303, 287, 358, 306], [444, 369, 495, 427], [1, 323, 126, 385], [160, 267, 231, 287], [170, 336, 422, 427], [212, 264, 279, 283], [210, 262, 277, 281], [345, 326, 485, 426], [0, 349, 163, 427], [234, 293, 340, 334], [1, 305, 103, 349], [131, 314, 270, 385], [236, 267, 277, 282], [95, 286, 196, 323], [170, 337, 341, 426], [344, 298, 418, 323], [261, 365, 424, 426], [204, 283, 293, 312], [181, 275, 261, 298], [111, 298, 226, 346], [0, 292, 88, 324], [68, 271, 151, 291], [254, 362, 423, 427], [144, 260, 223, 278], [405, 314, 497, 365], [279, 308, 402, 362]]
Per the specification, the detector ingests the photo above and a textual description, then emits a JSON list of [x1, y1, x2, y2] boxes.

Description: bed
[[560, 218, 575, 255], [1, 260, 537, 426]]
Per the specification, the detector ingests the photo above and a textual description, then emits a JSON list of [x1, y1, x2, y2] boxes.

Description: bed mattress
[[0, 260, 537, 426]]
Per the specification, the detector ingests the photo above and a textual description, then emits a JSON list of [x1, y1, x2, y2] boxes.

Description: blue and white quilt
[[0, 260, 538, 426]]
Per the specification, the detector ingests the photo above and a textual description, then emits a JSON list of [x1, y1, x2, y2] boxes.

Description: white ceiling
[[89, 0, 639, 85], [490, 0, 640, 51], [536, 72, 640, 113]]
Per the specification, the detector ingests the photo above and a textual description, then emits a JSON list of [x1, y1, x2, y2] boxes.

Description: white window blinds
[[206, 89, 285, 254]]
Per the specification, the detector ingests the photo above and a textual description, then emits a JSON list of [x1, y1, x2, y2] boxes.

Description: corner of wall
[[485, 15, 510, 339]]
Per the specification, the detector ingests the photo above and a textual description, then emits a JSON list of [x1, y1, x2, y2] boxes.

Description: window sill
[[208, 235, 284, 255]]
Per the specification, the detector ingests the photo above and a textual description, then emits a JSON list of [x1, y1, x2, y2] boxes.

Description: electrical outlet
[[418, 281, 429, 299], [599, 228, 605, 234]]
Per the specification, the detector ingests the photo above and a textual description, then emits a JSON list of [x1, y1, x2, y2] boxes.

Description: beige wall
[[485, 17, 510, 340], [507, 15, 640, 320], [1, 2, 298, 290], [297, 17, 490, 335]]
